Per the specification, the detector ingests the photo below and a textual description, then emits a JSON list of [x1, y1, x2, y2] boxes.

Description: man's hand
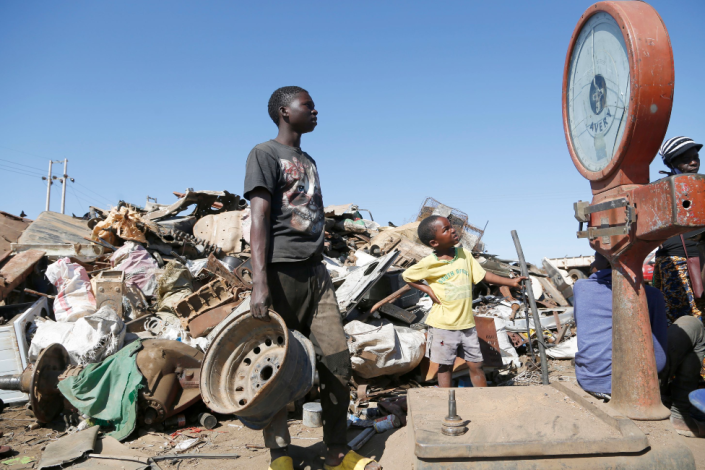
[[251, 281, 272, 321]]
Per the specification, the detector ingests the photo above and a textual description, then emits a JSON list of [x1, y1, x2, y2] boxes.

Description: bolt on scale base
[[441, 390, 468, 436]]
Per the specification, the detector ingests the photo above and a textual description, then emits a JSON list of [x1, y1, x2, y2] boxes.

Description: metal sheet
[[0, 211, 31, 255], [38, 426, 99, 469], [335, 251, 399, 314], [13, 211, 102, 260]]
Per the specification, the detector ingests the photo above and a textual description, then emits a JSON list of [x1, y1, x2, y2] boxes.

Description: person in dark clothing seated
[[574, 252, 705, 437]]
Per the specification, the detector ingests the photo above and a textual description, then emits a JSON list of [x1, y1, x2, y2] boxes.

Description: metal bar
[[370, 284, 411, 313], [583, 198, 629, 215], [511, 230, 549, 385]]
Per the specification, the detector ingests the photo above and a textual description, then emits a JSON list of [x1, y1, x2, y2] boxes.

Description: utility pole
[[60, 159, 68, 214], [44, 161, 54, 212], [42, 160, 63, 212]]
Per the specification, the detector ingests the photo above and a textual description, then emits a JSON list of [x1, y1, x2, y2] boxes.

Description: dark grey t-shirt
[[243, 140, 325, 263]]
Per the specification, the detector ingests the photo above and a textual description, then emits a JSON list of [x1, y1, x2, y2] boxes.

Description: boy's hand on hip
[[429, 292, 441, 304], [251, 281, 272, 321]]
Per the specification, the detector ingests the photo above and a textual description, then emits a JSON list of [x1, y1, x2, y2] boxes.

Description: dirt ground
[[0, 360, 702, 470]]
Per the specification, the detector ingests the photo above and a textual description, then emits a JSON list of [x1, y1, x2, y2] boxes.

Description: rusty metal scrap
[[174, 277, 236, 329], [0, 249, 46, 301]]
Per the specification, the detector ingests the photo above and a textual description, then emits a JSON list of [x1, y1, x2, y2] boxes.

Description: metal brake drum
[[199, 309, 316, 429]]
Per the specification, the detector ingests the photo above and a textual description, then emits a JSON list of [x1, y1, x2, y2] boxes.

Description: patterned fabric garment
[[652, 256, 704, 325], [653, 256, 705, 377]]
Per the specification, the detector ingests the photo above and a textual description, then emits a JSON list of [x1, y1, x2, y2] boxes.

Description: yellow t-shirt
[[401, 247, 486, 330]]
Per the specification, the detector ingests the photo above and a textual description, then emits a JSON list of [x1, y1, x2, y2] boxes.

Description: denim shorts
[[428, 326, 483, 365]]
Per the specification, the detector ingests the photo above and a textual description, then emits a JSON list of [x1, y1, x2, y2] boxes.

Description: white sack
[[345, 320, 426, 378], [45, 258, 97, 322], [28, 306, 125, 365], [546, 336, 578, 359]]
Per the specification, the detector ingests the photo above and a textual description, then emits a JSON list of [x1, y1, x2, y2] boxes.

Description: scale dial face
[[567, 11, 630, 173]]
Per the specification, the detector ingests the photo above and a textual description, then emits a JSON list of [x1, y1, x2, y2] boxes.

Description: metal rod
[[511, 230, 549, 385], [520, 283, 536, 359], [0, 375, 22, 391], [448, 390, 457, 418], [348, 427, 375, 451]]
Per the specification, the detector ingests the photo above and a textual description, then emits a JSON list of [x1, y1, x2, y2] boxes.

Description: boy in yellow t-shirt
[[402, 216, 525, 387]]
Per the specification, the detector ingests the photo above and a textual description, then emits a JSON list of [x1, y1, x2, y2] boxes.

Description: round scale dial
[[567, 12, 630, 173]]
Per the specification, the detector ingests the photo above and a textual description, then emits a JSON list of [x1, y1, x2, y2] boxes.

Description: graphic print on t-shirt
[[280, 156, 324, 235]]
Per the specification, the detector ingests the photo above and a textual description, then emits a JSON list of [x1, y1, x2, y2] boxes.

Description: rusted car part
[[200, 310, 316, 429], [0, 250, 46, 302], [193, 211, 247, 255], [143, 190, 246, 221], [0, 340, 203, 425], [0, 211, 31, 255], [0, 343, 69, 423], [474, 316, 504, 368], [93, 270, 125, 318], [136, 339, 204, 425], [12, 212, 102, 261], [188, 299, 244, 338], [174, 278, 238, 329], [205, 254, 248, 289]]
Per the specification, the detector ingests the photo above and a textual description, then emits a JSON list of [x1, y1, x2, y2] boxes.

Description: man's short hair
[[268, 86, 308, 125], [418, 216, 444, 247]]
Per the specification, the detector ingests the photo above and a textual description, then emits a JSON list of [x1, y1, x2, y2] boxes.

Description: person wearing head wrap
[[653, 136, 705, 336]]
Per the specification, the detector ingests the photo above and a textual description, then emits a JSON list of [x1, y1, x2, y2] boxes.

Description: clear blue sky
[[1, 1, 703, 264]]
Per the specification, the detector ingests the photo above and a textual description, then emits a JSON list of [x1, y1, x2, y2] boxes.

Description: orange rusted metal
[[564, 2, 703, 421]]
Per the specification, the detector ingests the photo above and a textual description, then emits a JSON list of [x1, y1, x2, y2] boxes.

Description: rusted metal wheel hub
[[200, 309, 316, 429]]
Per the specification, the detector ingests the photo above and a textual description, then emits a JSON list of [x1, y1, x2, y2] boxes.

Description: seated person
[[574, 252, 705, 437]]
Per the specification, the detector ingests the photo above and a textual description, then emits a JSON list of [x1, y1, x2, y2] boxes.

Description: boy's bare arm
[[483, 271, 525, 289], [406, 281, 441, 304]]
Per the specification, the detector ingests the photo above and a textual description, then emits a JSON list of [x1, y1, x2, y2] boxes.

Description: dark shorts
[[428, 326, 483, 365]]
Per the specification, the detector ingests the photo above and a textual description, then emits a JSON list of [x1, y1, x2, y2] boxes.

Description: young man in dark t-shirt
[[243, 87, 380, 470]]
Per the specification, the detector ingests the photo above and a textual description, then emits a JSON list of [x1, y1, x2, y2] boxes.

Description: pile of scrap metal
[[0, 191, 584, 458], [0, 189, 257, 443]]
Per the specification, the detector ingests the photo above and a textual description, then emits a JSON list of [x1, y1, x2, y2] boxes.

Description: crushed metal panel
[[0, 211, 32, 255], [324, 203, 358, 217], [0, 249, 46, 301], [193, 211, 246, 255], [335, 251, 399, 314], [71, 436, 149, 470], [174, 278, 236, 329], [38, 425, 100, 469], [13, 211, 102, 261]]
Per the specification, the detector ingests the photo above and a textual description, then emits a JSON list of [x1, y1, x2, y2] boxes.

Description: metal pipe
[[448, 389, 457, 418], [0, 375, 22, 391], [511, 230, 549, 385]]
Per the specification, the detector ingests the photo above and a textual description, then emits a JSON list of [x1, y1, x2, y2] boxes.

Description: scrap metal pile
[[0, 193, 585, 465]]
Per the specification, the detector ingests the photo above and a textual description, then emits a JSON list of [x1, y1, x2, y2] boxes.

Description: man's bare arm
[[249, 188, 272, 321]]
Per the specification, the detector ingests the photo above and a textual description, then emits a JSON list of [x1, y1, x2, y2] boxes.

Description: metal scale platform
[[408, 1, 701, 468]]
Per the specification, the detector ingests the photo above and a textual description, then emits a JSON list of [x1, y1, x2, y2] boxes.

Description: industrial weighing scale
[[406, 1, 703, 468]]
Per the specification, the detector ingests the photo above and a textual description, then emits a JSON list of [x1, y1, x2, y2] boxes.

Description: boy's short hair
[[268, 86, 308, 125], [418, 215, 444, 247]]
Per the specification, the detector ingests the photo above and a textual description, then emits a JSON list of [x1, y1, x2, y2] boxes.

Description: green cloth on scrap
[[58, 339, 144, 441]]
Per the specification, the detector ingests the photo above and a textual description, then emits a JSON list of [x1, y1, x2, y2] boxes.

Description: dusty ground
[[0, 359, 702, 469]]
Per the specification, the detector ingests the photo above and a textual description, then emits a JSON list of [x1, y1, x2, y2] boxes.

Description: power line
[[0, 145, 49, 161], [71, 185, 107, 207], [0, 165, 45, 178], [69, 185, 91, 211], [75, 181, 115, 205], [0, 158, 45, 173]]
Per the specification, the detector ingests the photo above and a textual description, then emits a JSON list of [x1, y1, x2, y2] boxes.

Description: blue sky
[[1, 1, 703, 264]]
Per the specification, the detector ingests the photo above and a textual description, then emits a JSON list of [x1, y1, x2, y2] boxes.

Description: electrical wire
[[69, 184, 92, 211], [75, 181, 115, 205], [0, 165, 45, 179], [0, 158, 45, 173], [0, 145, 49, 161], [71, 185, 110, 207]]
